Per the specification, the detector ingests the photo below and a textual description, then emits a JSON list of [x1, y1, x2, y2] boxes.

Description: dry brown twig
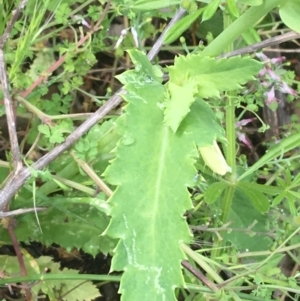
[[0, 0, 29, 173], [5, 218, 32, 300], [1, 0, 28, 44], [220, 31, 300, 58], [181, 260, 219, 293]]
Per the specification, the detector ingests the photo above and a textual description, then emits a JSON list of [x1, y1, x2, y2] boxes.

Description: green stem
[[222, 8, 237, 222], [205, 1, 284, 256], [221, 184, 235, 222], [70, 150, 112, 197], [201, 0, 284, 58], [225, 95, 236, 174], [0, 274, 275, 301], [0, 274, 121, 285], [212, 12, 237, 260], [16, 95, 94, 121]]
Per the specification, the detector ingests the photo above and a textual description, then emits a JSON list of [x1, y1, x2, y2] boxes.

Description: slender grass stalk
[[200, 0, 284, 57]]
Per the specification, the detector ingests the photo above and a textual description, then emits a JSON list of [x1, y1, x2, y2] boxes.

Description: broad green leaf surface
[[243, 182, 282, 195], [202, 0, 221, 22], [237, 182, 270, 213], [237, 0, 263, 5], [164, 80, 197, 132], [0, 256, 100, 301], [117, 50, 163, 86], [279, 0, 300, 33], [130, 0, 181, 10], [223, 190, 272, 252], [0, 198, 114, 256], [104, 49, 226, 301], [165, 55, 261, 131], [36, 263, 100, 301], [168, 55, 262, 98], [175, 98, 225, 146], [104, 84, 195, 301], [204, 181, 227, 204]]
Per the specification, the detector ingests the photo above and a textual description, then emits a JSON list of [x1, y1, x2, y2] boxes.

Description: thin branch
[[0, 207, 46, 218], [0, 50, 22, 171], [264, 48, 300, 53], [0, 0, 29, 47], [70, 150, 112, 197], [0, 6, 187, 210], [4, 217, 32, 300], [181, 260, 218, 293], [0, 1, 29, 172], [219, 31, 300, 58], [147, 7, 187, 61]]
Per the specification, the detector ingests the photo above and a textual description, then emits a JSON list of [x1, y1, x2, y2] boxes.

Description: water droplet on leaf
[[135, 64, 142, 72], [122, 134, 135, 145], [157, 102, 165, 110], [193, 173, 199, 182], [144, 75, 153, 83]]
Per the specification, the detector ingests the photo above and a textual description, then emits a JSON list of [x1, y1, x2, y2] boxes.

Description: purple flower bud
[[270, 56, 285, 64], [265, 86, 278, 105], [266, 67, 280, 81], [259, 68, 267, 77], [235, 118, 256, 128], [237, 132, 253, 149], [279, 81, 297, 96], [72, 15, 91, 28]]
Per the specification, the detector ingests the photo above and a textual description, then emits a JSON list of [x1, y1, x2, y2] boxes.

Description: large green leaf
[[166, 55, 262, 131], [130, 0, 181, 10], [103, 50, 203, 301], [279, 0, 300, 33], [204, 181, 228, 204], [168, 55, 262, 98], [164, 80, 197, 132], [237, 182, 270, 213], [237, 0, 263, 5], [0, 197, 114, 256], [178, 98, 225, 146], [103, 49, 227, 300], [1, 256, 100, 301], [242, 182, 282, 195], [223, 190, 272, 252]]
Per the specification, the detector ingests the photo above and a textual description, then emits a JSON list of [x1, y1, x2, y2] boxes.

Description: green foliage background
[[0, 0, 300, 300]]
